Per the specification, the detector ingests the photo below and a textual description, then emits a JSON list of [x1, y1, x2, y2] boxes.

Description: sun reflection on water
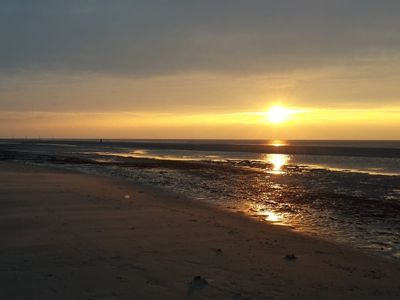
[[268, 139, 287, 147], [263, 211, 282, 222], [265, 154, 290, 174], [246, 203, 284, 223]]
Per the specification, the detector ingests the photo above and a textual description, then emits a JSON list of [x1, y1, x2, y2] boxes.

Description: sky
[[1, 0, 399, 139]]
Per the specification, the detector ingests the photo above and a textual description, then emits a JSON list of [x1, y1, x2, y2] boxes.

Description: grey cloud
[[1, 0, 400, 76]]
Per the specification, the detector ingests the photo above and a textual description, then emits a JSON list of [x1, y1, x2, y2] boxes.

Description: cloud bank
[[1, 0, 400, 76]]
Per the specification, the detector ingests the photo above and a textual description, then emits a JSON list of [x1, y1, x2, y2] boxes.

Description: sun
[[266, 106, 291, 123]]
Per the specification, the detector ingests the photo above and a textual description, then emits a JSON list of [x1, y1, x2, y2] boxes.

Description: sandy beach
[[1, 162, 400, 299]]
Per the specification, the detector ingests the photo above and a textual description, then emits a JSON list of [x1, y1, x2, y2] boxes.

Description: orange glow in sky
[[0, 106, 399, 139], [1, 3, 400, 140]]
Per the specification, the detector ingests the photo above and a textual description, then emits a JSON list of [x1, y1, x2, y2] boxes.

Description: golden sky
[[1, 1, 399, 139]]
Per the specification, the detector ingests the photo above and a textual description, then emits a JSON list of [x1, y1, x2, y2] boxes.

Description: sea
[[1, 139, 400, 260]]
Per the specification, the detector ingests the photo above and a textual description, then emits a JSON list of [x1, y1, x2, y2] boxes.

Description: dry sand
[[0, 162, 399, 299]]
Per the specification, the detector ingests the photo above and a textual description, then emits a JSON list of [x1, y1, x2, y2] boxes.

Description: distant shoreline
[[2, 139, 400, 158]]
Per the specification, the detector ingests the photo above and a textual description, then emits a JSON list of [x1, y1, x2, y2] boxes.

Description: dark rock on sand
[[285, 254, 297, 260]]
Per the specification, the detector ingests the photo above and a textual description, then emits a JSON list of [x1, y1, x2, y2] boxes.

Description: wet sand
[[0, 162, 400, 299]]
